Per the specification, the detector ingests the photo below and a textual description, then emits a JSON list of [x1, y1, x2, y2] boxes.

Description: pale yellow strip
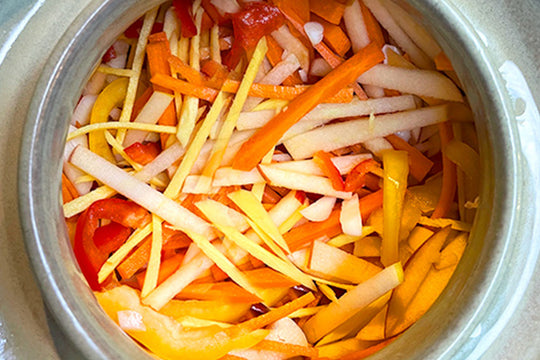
[[67, 122, 177, 141], [98, 224, 152, 283], [104, 131, 142, 171], [116, 7, 158, 144], [308, 276, 355, 291], [210, 24, 221, 63], [97, 65, 135, 77], [63, 186, 116, 218], [317, 282, 339, 302], [327, 226, 375, 248], [252, 99, 289, 111], [251, 147, 273, 201], [278, 204, 308, 234], [288, 305, 327, 318], [141, 215, 164, 297]]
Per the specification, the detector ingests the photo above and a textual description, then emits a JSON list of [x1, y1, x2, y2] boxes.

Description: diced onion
[[304, 22, 324, 46], [301, 196, 336, 222], [340, 194, 363, 236]]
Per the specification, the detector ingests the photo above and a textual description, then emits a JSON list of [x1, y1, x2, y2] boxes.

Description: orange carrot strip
[[340, 337, 397, 360], [243, 267, 300, 288], [168, 55, 206, 86], [274, 0, 311, 23], [309, 0, 347, 25], [386, 134, 434, 182], [117, 235, 152, 279], [252, 340, 319, 358], [313, 150, 345, 191], [175, 282, 262, 303], [233, 43, 383, 171], [344, 159, 379, 192], [146, 32, 177, 146], [265, 35, 303, 86], [135, 253, 184, 288], [219, 355, 246, 360], [210, 264, 229, 281], [284, 189, 383, 251], [151, 73, 219, 102], [359, 1, 385, 48], [431, 122, 457, 219], [434, 51, 454, 71], [316, 16, 352, 57], [61, 173, 79, 204]]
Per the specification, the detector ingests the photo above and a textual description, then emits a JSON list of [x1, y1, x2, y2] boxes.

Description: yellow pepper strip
[[89, 77, 128, 162], [381, 150, 409, 267]]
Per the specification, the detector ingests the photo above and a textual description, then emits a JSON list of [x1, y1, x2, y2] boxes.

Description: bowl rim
[[18, 0, 540, 359]]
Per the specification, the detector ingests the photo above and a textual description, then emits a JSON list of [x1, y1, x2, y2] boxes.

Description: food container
[[17, 0, 540, 359]]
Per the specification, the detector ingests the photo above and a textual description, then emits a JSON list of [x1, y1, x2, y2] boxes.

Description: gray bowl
[[18, 0, 540, 359]]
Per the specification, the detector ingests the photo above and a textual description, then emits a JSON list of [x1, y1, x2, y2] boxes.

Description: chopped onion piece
[[304, 22, 324, 46], [71, 95, 97, 126], [340, 194, 363, 236], [301, 196, 336, 222]]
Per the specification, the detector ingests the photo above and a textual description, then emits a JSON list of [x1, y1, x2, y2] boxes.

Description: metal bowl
[[18, 0, 540, 359]]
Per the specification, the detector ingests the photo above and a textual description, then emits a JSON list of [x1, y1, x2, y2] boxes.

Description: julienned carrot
[[386, 134, 434, 182], [340, 337, 397, 360], [431, 122, 457, 219], [309, 0, 347, 25], [316, 16, 352, 57], [434, 51, 454, 71], [313, 151, 345, 191], [274, 0, 310, 23], [265, 35, 303, 86], [243, 267, 300, 288], [211, 264, 229, 281], [175, 282, 262, 303], [232, 42, 383, 171], [146, 32, 177, 146], [136, 253, 184, 288], [284, 189, 383, 251], [168, 55, 206, 86], [252, 339, 319, 358], [62, 173, 79, 204], [117, 235, 152, 279], [359, 1, 385, 48], [151, 73, 353, 103]]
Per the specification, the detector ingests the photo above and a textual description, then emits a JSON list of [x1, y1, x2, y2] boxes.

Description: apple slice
[[258, 164, 352, 199], [308, 240, 382, 284], [301, 196, 336, 222], [267, 154, 372, 177], [302, 262, 404, 343], [283, 104, 464, 159], [340, 194, 363, 236]]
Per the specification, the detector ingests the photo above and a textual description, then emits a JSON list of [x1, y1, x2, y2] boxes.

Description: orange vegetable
[[61, 173, 79, 204], [274, 0, 311, 23], [124, 141, 161, 165], [130, 86, 153, 121], [359, 1, 385, 48], [252, 339, 319, 358], [316, 16, 352, 57], [243, 267, 300, 288], [232, 42, 384, 171], [431, 122, 457, 219], [136, 253, 185, 288], [386, 134, 434, 182], [340, 337, 397, 360], [309, 0, 347, 25], [151, 74, 219, 102], [284, 189, 383, 251], [175, 282, 262, 303], [434, 51, 454, 71], [264, 35, 304, 86], [146, 32, 177, 146], [313, 150, 345, 191], [168, 55, 206, 86], [344, 159, 379, 192]]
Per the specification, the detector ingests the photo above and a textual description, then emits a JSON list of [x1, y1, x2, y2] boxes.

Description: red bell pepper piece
[[101, 45, 117, 63], [172, 0, 198, 38], [344, 159, 379, 192], [231, 2, 284, 50], [73, 199, 151, 290], [93, 222, 132, 255], [124, 141, 161, 165], [202, 0, 230, 25], [313, 151, 345, 191], [124, 18, 164, 39]]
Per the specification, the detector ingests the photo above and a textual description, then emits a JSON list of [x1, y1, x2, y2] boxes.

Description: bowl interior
[[19, 0, 529, 359]]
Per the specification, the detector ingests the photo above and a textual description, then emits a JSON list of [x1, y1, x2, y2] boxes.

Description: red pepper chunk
[[313, 151, 345, 191], [232, 2, 284, 50], [124, 141, 161, 165], [172, 0, 198, 38], [93, 222, 132, 255], [344, 159, 379, 192], [73, 199, 151, 290]]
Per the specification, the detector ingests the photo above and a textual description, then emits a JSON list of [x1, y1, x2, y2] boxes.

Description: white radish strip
[[236, 110, 276, 130], [363, 137, 393, 157], [194, 199, 250, 232], [212, 167, 265, 186], [379, 0, 442, 59], [284, 104, 454, 159], [343, 0, 371, 52], [263, 53, 301, 85], [109, 107, 122, 121], [358, 64, 463, 102], [363, 84, 386, 99], [181, 175, 220, 194], [301, 197, 336, 222], [304, 22, 324, 46], [267, 154, 372, 177], [163, 7, 179, 40], [310, 57, 332, 77], [258, 165, 352, 199], [105, 40, 130, 70], [63, 125, 93, 195], [135, 142, 185, 182], [340, 194, 363, 236], [71, 95, 97, 126], [82, 71, 107, 96], [363, 0, 433, 69], [271, 25, 310, 71], [143, 252, 214, 310], [70, 146, 215, 239], [272, 153, 292, 162], [210, 0, 241, 15]]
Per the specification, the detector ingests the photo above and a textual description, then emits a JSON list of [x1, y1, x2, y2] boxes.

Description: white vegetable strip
[[123, 91, 174, 147], [340, 194, 363, 236], [67, 122, 177, 141], [271, 25, 310, 71], [212, 167, 265, 186], [141, 215, 164, 297], [343, 0, 371, 52], [363, 137, 393, 157], [63, 186, 116, 218], [304, 22, 324, 46], [71, 95, 97, 126], [357, 64, 463, 102], [70, 146, 215, 239], [301, 196, 336, 222], [63, 125, 93, 195], [284, 105, 454, 159], [163, 7, 179, 40], [362, 0, 433, 69], [135, 142, 185, 183], [309, 57, 332, 77], [258, 165, 352, 199], [82, 71, 107, 96], [210, 0, 241, 15], [266, 154, 373, 177]]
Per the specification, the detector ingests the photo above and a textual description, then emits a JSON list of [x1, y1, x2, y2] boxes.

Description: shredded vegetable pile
[[62, 0, 480, 359]]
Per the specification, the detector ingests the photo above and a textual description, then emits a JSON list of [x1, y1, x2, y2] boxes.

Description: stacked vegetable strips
[[62, 0, 480, 359]]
